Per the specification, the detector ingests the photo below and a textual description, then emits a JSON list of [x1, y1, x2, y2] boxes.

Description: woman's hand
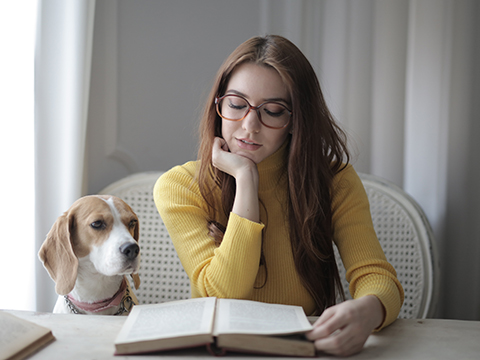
[[306, 295, 385, 357], [211, 137, 260, 223], [211, 137, 257, 179]]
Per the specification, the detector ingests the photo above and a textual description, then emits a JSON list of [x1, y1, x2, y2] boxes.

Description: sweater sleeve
[[153, 164, 265, 299], [331, 165, 404, 329]]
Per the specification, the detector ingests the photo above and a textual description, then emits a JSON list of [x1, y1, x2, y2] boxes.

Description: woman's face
[[220, 62, 292, 164]]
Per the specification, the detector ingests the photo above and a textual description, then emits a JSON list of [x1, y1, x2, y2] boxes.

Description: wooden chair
[[334, 173, 439, 319], [100, 171, 439, 318], [100, 172, 190, 304]]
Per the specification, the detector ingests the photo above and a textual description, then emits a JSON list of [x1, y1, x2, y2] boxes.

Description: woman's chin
[[232, 151, 259, 164]]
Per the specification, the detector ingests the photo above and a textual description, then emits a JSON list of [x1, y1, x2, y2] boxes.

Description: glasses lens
[[217, 95, 291, 129], [259, 102, 290, 128], [218, 95, 248, 121]]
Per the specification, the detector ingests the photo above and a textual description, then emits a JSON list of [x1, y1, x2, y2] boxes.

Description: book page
[[115, 297, 217, 344], [0, 311, 53, 359], [213, 299, 313, 336]]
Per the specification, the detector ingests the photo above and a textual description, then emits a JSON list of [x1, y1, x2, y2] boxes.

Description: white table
[[5, 310, 480, 359]]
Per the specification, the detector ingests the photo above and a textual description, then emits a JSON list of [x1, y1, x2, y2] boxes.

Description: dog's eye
[[129, 219, 137, 229], [91, 220, 106, 230]]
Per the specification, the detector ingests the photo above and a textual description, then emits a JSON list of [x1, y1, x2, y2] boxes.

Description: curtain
[[33, 0, 479, 320], [261, 0, 480, 320], [35, 0, 96, 312]]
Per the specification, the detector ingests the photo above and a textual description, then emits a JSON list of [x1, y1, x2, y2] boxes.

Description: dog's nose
[[119, 242, 140, 260]]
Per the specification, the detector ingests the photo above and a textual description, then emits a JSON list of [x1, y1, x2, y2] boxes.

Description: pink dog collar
[[67, 278, 128, 313]]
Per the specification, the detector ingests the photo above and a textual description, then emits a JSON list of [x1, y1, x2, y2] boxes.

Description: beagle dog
[[39, 195, 141, 315]]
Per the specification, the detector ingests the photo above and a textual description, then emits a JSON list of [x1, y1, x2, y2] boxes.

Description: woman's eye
[[228, 101, 246, 110], [262, 102, 287, 117], [264, 107, 285, 117], [91, 220, 105, 230]]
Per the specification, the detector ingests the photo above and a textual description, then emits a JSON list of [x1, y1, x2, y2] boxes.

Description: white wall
[[87, 0, 261, 193], [86, 0, 480, 320]]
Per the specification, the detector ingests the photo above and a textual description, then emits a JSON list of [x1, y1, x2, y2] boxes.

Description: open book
[[0, 311, 55, 360], [114, 297, 315, 357]]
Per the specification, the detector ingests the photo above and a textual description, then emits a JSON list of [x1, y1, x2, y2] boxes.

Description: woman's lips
[[236, 138, 262, 151]]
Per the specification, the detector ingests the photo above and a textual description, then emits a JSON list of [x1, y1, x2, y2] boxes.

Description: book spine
[[206, 342, 227, 357]]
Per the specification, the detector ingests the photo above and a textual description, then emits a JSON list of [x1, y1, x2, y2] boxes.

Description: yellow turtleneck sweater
[[154, 143, 404, 329]]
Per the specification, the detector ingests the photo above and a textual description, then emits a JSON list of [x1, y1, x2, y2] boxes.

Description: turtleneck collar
[[257, 137, 290, 193]]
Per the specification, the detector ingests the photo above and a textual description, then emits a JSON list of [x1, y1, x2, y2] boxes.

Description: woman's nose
[[242, 109, 262, 134]]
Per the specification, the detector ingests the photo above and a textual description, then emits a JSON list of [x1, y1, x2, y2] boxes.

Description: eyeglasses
[[215, 94, 292, 129]]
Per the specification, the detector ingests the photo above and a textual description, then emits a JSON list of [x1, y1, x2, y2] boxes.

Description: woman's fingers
[[211, 137, 232, 172], [312, 329, 365, 357], [211, 137, 256, 178], [306, 297, 384, 357], [308, 307, 340, 339]]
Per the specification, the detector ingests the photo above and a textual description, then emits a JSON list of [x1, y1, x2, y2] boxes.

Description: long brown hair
[[197, 35, 349, 313]]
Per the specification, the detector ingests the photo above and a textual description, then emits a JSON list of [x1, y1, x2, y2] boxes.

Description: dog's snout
[[119, 242, 140, 260]]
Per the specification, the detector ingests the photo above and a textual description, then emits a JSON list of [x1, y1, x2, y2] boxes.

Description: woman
[[154, 35, 403, 356]]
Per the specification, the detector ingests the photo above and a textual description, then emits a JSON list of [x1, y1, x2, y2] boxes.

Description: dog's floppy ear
[[130, 209, 140, 290], [38, 210, 78, 295], [132, 211, 140, 242], [131, 273, 141, 290], [132, 213, 141, 290]]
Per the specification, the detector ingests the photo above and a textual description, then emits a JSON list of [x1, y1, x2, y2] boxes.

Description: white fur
[[53, 196, 140, 315], [89, 197, 140, 276]]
